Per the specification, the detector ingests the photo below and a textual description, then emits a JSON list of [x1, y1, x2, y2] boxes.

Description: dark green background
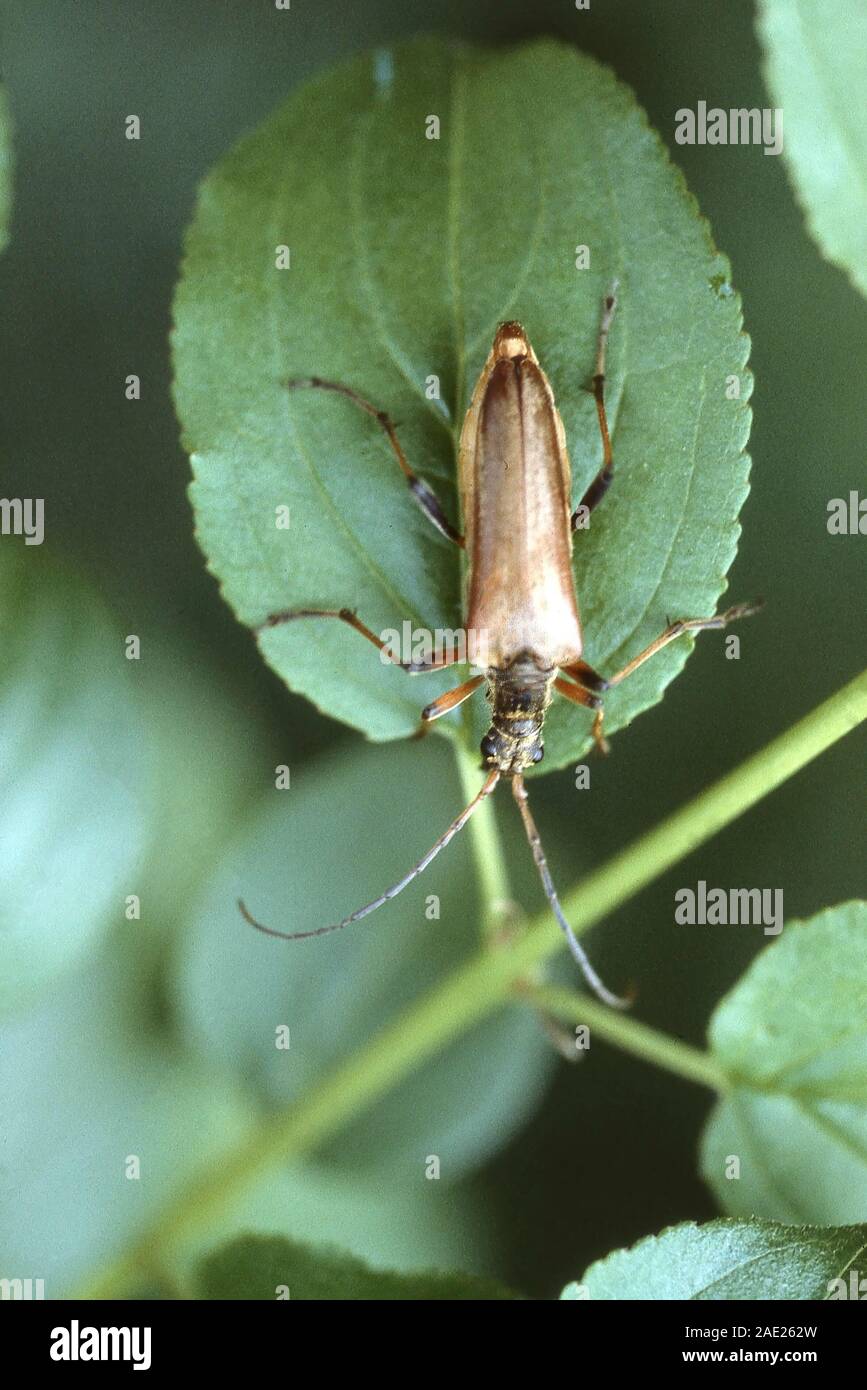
[[2, 0, 863, 1295]]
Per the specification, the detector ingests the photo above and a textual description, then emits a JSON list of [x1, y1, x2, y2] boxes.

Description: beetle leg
[[554, 674, 609, 755], [572, 284, 618, 528], [284, 376, 464, 547], [559, 602, 761, 751], [553, 675, 601, 709], [256, 606, 461, 673], [420, 673, 485, 723], [559, 658, 608, 693], [602, 601, 764, 688]]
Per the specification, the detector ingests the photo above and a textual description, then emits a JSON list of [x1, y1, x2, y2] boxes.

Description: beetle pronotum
[[240, 290, 759, 1007]]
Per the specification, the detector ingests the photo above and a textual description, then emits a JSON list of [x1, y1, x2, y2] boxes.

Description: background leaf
[[0, 550, 267, 1017], [196, 1233, 515, 1300], [173, 35, 752, 773], [171, 735, 556, 1180], [567, 1217, 867, 1300], [701, 901, 867, 1224], [0, 552, 152, 1015], [133, 642, 268, 925], [757, 0, 867, 298]]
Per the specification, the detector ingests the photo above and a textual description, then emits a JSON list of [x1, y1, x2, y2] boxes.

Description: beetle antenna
[[511, 775, 632, 1010], [239, 769, 501, 941]]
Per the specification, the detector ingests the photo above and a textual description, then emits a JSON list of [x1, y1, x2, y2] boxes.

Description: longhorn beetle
[[240, 289, 759, 1007]]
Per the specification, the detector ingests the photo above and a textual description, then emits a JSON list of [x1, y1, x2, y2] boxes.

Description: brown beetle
[[240, 290, 758, 1007]]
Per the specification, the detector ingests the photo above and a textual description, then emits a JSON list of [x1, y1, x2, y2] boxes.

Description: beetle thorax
[[480, 657, 555, 774]]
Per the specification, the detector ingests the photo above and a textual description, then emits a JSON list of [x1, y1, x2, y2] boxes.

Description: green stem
[[527, 984, 728, 1092], [453, 736, 515, 940], [78, 668, 867, 1299]]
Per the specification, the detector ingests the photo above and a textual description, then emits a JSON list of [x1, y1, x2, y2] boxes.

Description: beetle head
[[480, 724, 545, 775]]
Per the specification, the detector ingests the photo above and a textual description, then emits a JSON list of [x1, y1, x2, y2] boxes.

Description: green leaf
[[172, 735, 556, 1179], [173, 36, 752, 774], [566, 1218, 867, 1300], [0, 553, 152, 1015], [701, 901, 867, 1224], [757, 0, 867, 298], [196, 1234, 516, 1300]]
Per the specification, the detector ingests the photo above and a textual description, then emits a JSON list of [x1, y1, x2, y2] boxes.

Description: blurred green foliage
[[0, 551, 150, 1013], [758, 0, 867, 298], [0, 0, 864, 1299]]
